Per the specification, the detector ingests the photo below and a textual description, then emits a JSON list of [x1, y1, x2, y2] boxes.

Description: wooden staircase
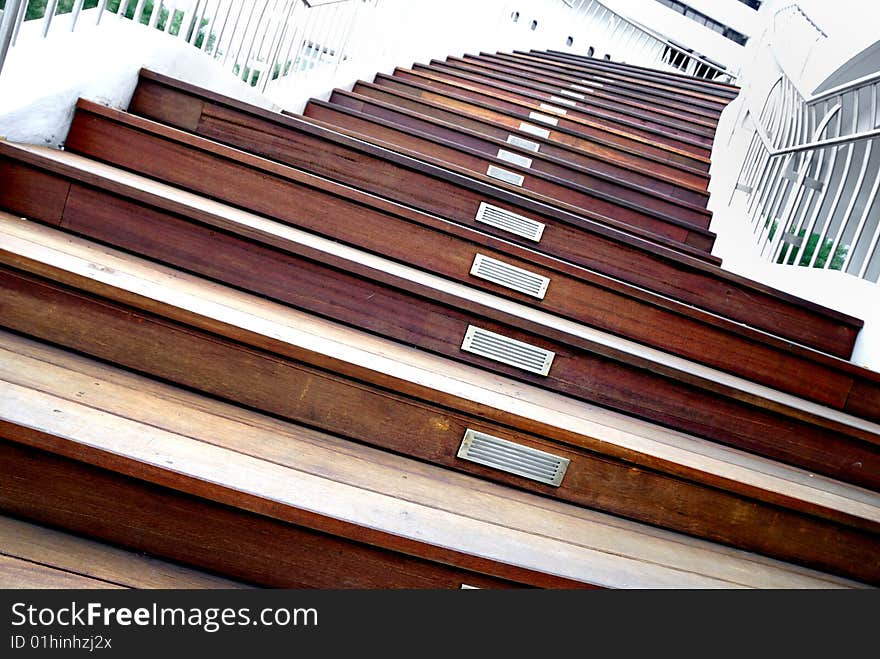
[[1, 49, 878, 589]]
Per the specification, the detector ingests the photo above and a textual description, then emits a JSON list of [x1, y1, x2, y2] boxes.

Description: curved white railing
[[730, 4, 880, 284], [0, 0, 738, 96]]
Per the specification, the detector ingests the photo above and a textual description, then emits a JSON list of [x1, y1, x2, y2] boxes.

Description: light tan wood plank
[[0, 554, 121, 589], [0, 515, 251, 589], [0, 335, 866, 588], [0, 214, 877, 524]]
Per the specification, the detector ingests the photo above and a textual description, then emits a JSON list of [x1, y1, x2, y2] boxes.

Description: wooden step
[[0, 515, 250, 589], [499, 51, 731, 114], [443, 54, 720, 132], [306, 94, 711, 211], [337, 80, 711, 191], [419, 58, 717, 142], [367, 74, 713, 171], [124, 71, 863, 360], [3, 333, 869, 588], [393, 65, 716, 154], [532, 50, 741, 100], [469, 52, 726, 122], [1, 225, 878, 583], [323, 87, 715, 234], [4, 143, 879, 435]]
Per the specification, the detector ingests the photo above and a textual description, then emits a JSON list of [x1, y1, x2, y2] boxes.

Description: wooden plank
[[0, 336, 871, 587], [444, 54, 719, 132], [304, 96, 712, 211], [538, 50, 741, 97], [391, 66, 716, 155], [0, 515, 251, 589], [468, 52, 724, 123], [530, 50, 740, 100], [1, 218, 879, 497], [0, 220, 875, 517], [2, 336, 877, 585], [0, 555, 122, 589], [4, 247, 877, 492], [1, 146, 877, 429], [72, 96, 716, 262], [0, 441, 531, 589], [368, 74, 713, 171], [499, 51, 730, 113], [331, 84, 711, 192], [424, 58, 718, 139], [318, 80, 717, 230]]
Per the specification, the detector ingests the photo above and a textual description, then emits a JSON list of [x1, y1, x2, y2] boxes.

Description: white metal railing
[[0, 0, 738, 97], [731, 4, 880, 284], [563, 0, 736, 84]]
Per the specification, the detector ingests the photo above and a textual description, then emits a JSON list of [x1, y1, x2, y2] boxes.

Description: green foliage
[[764, 216, 850, 269]]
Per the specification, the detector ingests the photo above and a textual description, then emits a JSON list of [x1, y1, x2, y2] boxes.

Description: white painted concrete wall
[[709, 0, 880, 369]]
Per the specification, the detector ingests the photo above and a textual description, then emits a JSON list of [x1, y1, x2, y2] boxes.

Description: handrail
[[729, 3, 880, 285]]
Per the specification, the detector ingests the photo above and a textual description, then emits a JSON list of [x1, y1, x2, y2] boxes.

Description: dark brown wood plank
[[29, 97, 868, 364], [444, 54, 719, 131], [331, 83, 709, 191], [469, 52, 725, 122], [501, 51, 731, 112], [531, 50, 740, 100], [2, 237, 878, 491], [392, 65, 716, 153], [0, 440, 534, 588], [1, 268, 878, 583], [416, 58, 717, 141], [321, 80, 716, 229], [368, 74, 713, 169]]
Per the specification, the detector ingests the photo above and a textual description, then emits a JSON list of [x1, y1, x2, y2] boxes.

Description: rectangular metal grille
[[558, 89, 585, 100], [549, 95, 578, 107], [506, 134, 541, 152], [470, 253, 550, 299], [518, 122, 550, 139], [486, 165, 524, 187], [474, 202, 545, 242], [528, 111, 559, 126], [538, 103, 567, 115], [496, 148, 533, 169], [461, 325, 555, 376], [457, 429, 569, 486]]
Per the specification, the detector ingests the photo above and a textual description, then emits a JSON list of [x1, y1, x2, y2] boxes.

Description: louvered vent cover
[[528, 111, 559, 126], [486, 165, 524, 186], [457, 429, 569, 486], [470, 254, 549, 299], [496, 148, 533, 168], [474, 202, 545, 242], [507, 134, 541, 152], [518, 122, 551, 139], [461, 325, 555, 376]]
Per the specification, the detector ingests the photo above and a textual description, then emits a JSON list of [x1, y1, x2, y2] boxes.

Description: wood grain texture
[[390, 66, 715, 155], [0, 515, 250, 589], [492, 52, 729, 114], [527, 50, 739, 100], [430, 57, 718, 138], [334, 81, 712, 191], [0, 441, 533, 589], [114, 78, 865, 359], [0, 555, 122, 589], [366, 74, 712, 173], [0, 332, 872, 587], [1, 146, 877, 432], [0, 217, 875, 517]]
